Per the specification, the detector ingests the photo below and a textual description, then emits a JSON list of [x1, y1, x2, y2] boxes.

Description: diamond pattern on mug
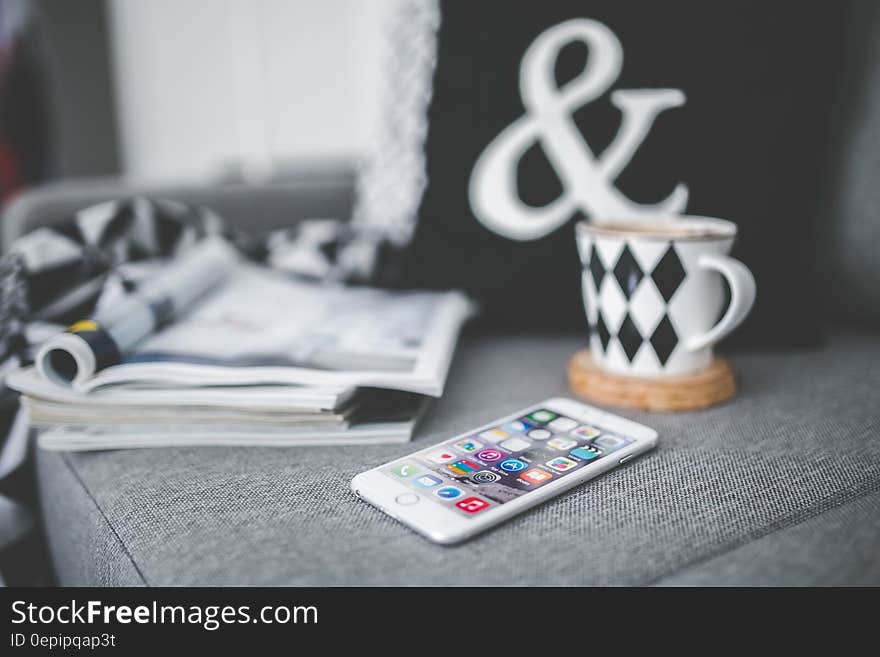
[[581, 235, 702, 372], [650, 315, 678, 366], [582, 271, 598, 324], [595, 236, 624, 273], [651, 245, 687, 302], [604, 336, 631, 372], [617, 313, 643, 362], [597, 273, 628, 332], [631, 338, 662, 374], [629, 239, 671, 273], [588, 242, 606, 289], [629, 277, 666, 338], [595, 312, 611, 352], [613, 245, 643, 299]]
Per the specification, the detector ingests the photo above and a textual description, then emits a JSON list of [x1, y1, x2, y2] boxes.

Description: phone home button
[[395, 493, 420, 506]]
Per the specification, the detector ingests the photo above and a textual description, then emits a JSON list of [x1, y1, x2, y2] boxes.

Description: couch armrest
[[1, 165, 356, 250]]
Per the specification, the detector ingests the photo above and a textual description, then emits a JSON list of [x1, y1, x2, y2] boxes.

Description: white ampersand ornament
[[469, 18, 689, 241]]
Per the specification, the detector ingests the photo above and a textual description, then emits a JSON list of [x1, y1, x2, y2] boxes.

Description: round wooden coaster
[[567, 350, 737, 412]]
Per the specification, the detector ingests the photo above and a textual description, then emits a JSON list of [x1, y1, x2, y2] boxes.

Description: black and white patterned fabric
[[580, 236, 722, 375], [0, 253, 27, 360], [264, 219, 356, 282], [0, 197, 222, 363]]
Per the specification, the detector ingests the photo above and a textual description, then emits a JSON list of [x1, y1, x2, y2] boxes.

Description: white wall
[[108, 0, 396, 182]]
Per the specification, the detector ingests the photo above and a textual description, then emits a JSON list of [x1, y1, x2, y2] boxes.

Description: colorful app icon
[[447, 459, 479, 476], [573, 425, 601, 439], [499, 437, 532, 452], [434, 486, 464, 500], [414, 474, 443, 488], [504, 420, 532, 433], [472, 470, 501, 484], [391, 463, 418, 478], [527, 428, 552, 440], [546, 457, 578, 472], [519, 468, 553, 485], [479, 428, 509, 442], [454, 438, 484, 453], [571, 445, 602, 461], [547, 436, 578, 451], [548, 417, 578, 432], [476, 448, 504, 462], [456, 497, 490, 514], [529, 409, 558, 423], [425, 449, 457, 464], [499, 458, 527, 473], [595, 435, 628, 451]]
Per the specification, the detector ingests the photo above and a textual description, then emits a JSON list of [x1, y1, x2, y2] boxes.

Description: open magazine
[[96, 266, 472, 396], [6, 238, 475, 449], [30, 239, 474, 396]]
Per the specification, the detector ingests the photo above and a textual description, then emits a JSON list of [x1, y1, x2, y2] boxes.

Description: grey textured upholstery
[[36, 328, 880, 586], [656, 489, 880, 586], [37, 442, 144, 587]]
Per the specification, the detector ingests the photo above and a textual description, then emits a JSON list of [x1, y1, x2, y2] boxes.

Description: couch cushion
[[37, 327, 880, 585], [655, 488, 880, 586]]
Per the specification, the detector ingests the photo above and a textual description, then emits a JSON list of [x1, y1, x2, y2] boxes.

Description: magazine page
[[68, 264, 474, 397], [6, 367, 355, 412]]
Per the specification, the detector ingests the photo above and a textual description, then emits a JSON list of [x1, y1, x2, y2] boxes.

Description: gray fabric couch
[[6, 5, 880, 587], [31, 328, 880, 586], [10, 171, 880, 586]]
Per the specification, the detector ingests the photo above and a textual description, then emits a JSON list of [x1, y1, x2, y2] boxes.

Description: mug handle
[[684, 253, 757, 352]]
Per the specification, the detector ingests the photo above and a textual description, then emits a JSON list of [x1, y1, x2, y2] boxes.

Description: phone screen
[[381, 406, 635, 517]]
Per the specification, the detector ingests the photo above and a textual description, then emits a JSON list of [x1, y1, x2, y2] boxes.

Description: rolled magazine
[[35, 237, 238, 387]]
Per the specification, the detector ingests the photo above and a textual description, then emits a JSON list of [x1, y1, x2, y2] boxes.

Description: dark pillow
[[377, 0, 848, 346]]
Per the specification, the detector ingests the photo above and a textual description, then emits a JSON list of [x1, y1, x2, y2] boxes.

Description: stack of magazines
[[6, 238, 474, 450]]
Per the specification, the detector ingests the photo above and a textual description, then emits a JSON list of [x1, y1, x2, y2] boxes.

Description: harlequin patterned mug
[[575, 216, 756, 377]]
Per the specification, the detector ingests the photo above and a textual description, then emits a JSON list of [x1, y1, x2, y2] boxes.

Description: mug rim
[[575, 215, 737, 242]]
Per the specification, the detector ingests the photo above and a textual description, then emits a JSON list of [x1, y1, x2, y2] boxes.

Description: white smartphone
[[351, 397, 658, 544]]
